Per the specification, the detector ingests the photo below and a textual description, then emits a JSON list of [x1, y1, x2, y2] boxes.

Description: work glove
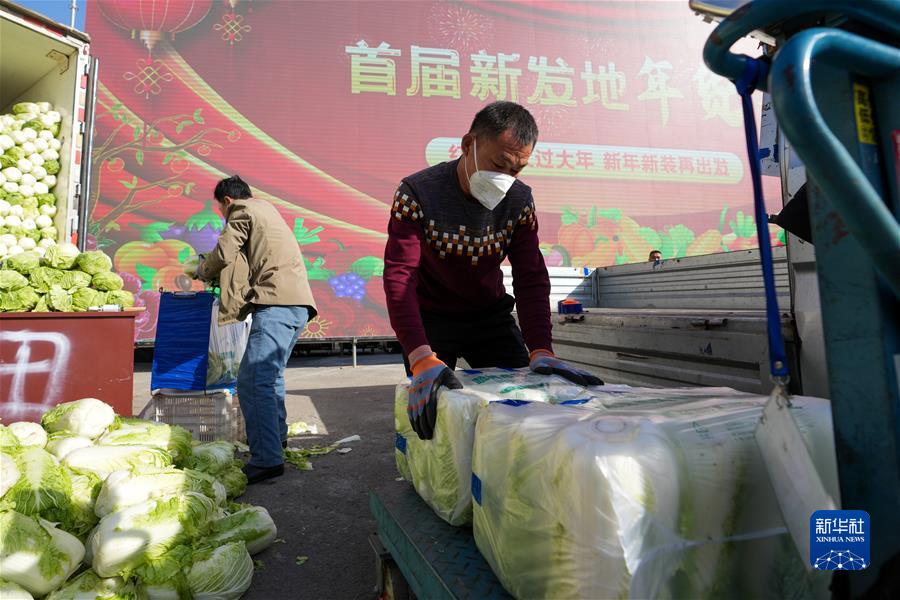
[[408, 354, 463, 440], [529, 349, 604, 387]]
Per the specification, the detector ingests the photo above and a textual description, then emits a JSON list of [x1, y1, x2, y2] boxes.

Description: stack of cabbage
[[394, 368, 624, 526], [471, 395, 838, 599], [0, 102, 65, 261], [0, 245, 134, 312], [0, 398, 276, 599]]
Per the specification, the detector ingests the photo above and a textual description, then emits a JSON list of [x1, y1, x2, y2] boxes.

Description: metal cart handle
[[702, 0, 900, 93], [770, 29, 900, 298]]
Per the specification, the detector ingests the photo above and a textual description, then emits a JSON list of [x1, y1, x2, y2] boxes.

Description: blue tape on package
[[471, 473, 483, 505], [151, 292, 215, 391], [498, 399, 532, 407], [559, 398, 591, 406], [395, 432, 407, 454]]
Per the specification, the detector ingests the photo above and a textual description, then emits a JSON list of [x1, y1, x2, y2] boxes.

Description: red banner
[[84, 0, 783, 342]]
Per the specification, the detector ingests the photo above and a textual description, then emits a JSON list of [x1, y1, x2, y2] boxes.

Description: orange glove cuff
[[529, 349, 554, 361], [411, 353, 444, 376]]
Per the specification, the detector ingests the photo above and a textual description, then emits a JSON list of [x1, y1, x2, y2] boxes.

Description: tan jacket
[[199, 198, 317, 324]]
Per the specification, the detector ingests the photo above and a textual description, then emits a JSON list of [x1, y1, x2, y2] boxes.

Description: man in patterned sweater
[[384, 101, 602, 440]]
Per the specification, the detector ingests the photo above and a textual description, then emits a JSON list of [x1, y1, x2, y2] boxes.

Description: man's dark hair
[[649, 250, 662, 259], [214, 175, 252, 202], [469, 101, 539, 147]]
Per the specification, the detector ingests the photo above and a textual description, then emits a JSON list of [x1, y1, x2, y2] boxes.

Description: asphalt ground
[[133, 351, 407, 600]]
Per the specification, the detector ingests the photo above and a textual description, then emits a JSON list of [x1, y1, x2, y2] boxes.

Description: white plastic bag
[[206, 300, 250, 388]]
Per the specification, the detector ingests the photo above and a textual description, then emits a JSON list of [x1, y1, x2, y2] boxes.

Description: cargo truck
[[0, 0, 97, 251]]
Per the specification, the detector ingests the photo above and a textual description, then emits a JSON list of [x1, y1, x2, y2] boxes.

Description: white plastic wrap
[[393, 384, 414, 482], [560, 385, 757, 411], [400, 387, 499, 525], [452, 368, 597, 402], [393, 368, 622, 525], [472, 395, 837, 599]]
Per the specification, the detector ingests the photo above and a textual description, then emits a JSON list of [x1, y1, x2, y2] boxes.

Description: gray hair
[[469, 101, 539, 147]]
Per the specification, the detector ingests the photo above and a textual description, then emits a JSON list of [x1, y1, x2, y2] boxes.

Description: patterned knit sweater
[[383, 159, 552, 355]]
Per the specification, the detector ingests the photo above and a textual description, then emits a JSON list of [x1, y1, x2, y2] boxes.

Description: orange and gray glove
[[529, 349, 603, 386], [408, 354, 463, 440]]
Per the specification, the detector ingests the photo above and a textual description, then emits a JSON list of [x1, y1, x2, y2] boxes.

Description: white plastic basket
[[139, 390, 246, 442]]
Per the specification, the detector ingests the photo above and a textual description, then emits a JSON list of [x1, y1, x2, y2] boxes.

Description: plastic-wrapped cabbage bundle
[[394, 368, 623, 526], [393, 385, 414, 482], [472, 396, 837, 600], [560, 385, 757, 411], [400, 386, 500, 525]]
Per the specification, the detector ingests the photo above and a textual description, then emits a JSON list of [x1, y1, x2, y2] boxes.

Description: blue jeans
[[237, 305, 308, 467]]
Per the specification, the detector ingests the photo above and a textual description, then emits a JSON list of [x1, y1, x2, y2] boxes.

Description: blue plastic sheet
[[151, 292, 215, 391]]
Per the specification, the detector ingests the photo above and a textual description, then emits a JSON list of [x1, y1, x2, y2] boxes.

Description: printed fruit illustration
[[617, 216, 654, 262], [573, 239, 618, 267], [557, 208, 597, 257], [687, 229, 725, 255]]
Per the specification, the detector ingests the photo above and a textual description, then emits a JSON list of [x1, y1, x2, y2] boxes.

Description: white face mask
[[464, 139, 516, 210]]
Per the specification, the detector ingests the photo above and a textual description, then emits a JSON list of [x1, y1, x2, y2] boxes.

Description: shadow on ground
[[240, 382, 399, 600]]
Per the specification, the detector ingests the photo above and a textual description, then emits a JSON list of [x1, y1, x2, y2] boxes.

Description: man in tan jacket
[[199, 175, 317, 483]]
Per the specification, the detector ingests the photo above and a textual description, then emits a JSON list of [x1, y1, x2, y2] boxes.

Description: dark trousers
[[403, 295, 529, 375]]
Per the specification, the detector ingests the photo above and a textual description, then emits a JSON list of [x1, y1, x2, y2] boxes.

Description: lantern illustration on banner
[[215, 0, 253, 46], [98, 0, 213, 96], [98, 0, 214, 52]]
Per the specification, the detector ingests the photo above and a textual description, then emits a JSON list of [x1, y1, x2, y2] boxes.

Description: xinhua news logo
[[810, 510, 870, 570]]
